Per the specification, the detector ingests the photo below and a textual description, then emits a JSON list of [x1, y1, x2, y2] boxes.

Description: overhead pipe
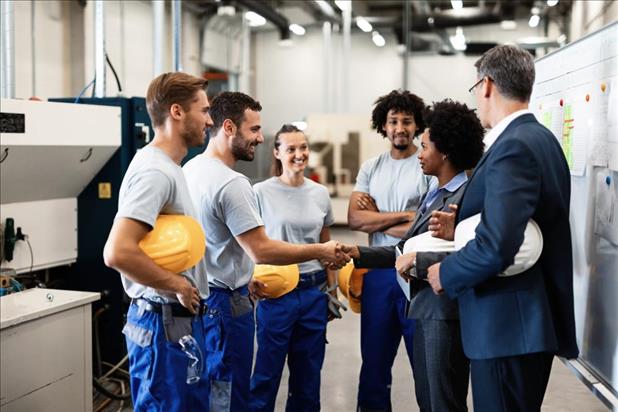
[[341, 6, 351, 113], [322, 21, 333, 112], [94, 0, 106, 97], [152, 0, 165, 76], [235, 0, 290, 40], [403, 0, 411, 90], [1, 0, 15, 98], [172, 0, 182, 72], [31, 0, 36, 96]]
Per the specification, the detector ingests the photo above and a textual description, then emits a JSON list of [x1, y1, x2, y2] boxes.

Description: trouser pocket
[[161, 304, 194, 343], [229, 291, 253, 318]]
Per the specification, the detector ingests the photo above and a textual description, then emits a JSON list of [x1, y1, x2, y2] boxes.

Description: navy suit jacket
[[440, 113, 578, 360]]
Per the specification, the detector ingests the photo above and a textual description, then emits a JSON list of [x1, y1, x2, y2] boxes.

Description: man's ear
[[169, 103, 184, 121], [483, 78, 492, 99], [222, 118, 236, 136]]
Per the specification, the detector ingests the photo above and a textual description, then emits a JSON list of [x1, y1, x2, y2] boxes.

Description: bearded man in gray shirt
[[104, 72, 213, 411], [183, 91, 349, 411]]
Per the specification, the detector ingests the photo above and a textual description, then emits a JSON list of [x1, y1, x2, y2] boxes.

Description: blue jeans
[[358, 268, 415, 411], [250, 281, 328, 412]]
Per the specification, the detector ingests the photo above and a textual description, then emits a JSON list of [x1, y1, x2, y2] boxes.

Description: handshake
[[319, 241, 360, 270]]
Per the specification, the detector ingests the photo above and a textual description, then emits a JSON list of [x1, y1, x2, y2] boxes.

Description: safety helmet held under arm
[[139, 215, 206, 274]]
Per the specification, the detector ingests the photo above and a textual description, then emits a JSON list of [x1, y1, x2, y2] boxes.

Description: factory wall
[[11, 0, 202, 100]]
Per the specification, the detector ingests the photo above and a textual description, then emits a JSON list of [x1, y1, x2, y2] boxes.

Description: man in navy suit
[[426, 45, 579, 411]]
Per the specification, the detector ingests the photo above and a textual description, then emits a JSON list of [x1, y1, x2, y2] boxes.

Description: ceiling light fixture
[[334, 0, 351, 12], [451, 0, 463, 10], [289, 24, 306, 36], [356, 17, 373, 33], [217, 6, 235, 16], [372, 31, 385, 47], [449, 26, 467, 51], [528, 14, 540, 28], [547, 0, 559, 6], [245, 11, 266, 27]]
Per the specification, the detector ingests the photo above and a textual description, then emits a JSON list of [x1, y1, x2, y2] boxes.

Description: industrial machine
[[0, 98, 120, 410], [48, 97, 153, 365]]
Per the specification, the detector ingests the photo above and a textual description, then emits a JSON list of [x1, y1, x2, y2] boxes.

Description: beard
[[393, 142, 409, 151], [181, 117, 205, 148], [231, 131, 256, 161], [391, 133, 411, 151]]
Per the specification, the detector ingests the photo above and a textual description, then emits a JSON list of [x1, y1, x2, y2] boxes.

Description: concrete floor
[[270, 227, 608, 411]]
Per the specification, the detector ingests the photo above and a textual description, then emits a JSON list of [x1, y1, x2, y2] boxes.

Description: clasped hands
[[319, 240, 352, 270]]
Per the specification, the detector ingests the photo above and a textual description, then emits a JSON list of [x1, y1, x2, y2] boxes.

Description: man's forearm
[[246, 239, 326, 265], [104, 245, 185, 293], [383, 220, 415, 239], [348, 210, 413, 234]]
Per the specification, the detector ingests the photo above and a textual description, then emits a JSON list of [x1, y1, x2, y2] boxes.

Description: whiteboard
[[530, 21, 618, 395]]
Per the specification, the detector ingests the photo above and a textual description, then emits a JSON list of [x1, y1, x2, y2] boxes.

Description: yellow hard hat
[[139, 215, 206, 274], [252, 264, 300, 298], [338, 261, 367, 313]]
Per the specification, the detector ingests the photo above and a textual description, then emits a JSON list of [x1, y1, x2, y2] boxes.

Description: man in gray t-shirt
[[183, 92, 348, 411], [104, 73, 213, 411], [347, 90, 432, 411]]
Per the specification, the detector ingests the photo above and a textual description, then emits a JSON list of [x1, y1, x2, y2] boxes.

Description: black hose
[[105, 53, 123, 93], [93, 378, 131, 400]]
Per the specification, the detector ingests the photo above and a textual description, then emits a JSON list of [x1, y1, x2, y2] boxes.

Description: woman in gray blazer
[[344, 99, 485, 411]]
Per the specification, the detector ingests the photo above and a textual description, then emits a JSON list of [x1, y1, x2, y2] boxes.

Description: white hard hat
[[402, 213, 543, 277]]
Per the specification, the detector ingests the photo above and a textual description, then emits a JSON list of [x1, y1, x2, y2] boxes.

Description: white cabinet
[[1, 288, 100, 412]]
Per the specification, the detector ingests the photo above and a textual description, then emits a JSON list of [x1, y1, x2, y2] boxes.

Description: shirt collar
[[441, 171, 468, 193], [483, 109, 531, 151]]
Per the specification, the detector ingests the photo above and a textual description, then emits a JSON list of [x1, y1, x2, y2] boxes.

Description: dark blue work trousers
[[205, 286, 255, 412], [358, 268, 415, 412], [250, 284, 328, 412], [124, 301, 211, 412]]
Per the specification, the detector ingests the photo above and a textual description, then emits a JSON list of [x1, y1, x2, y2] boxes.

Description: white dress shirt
[[483, 109, 531, 151]]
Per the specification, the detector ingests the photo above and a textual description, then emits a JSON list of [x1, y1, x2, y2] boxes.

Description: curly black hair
[[210, 91, 262, 134], [423, 99, 485, 171], [371, 90, 426, 137]]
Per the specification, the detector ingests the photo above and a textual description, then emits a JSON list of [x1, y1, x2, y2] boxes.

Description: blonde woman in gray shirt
[[250, 124, 339, 412]]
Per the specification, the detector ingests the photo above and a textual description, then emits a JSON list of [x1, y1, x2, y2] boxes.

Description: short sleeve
[[353, 159, 373, 193], [322, 188, 335, 227], [218, 177, 264, 236], [116, 169, 172, 228]]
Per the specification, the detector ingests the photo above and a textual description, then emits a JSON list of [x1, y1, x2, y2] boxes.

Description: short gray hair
[[474, 45, 535, 102]]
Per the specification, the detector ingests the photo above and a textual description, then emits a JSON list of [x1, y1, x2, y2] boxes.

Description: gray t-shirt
[[354, 151, 432, 247], [183, 155, 263, 290], [253, 177, 334, 274], [115, 145, 209, 301]]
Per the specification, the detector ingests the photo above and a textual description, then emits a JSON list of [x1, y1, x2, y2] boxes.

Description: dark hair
[[146, 72, 208, 128], [423, 99, 485, 171], [371, 90, 426, 137], [271, 124, 304, 176], [209, 91, 262, 134], [474, 45, 535, 102]]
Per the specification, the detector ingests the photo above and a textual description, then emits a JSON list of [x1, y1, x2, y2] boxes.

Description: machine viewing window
[[0, 112, 25, 133]]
